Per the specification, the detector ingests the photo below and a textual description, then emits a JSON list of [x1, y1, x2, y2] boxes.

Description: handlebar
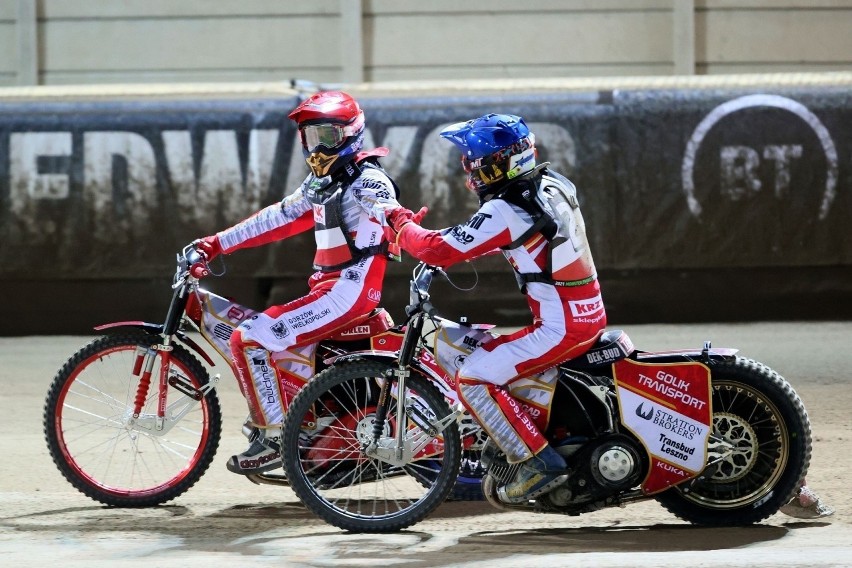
[[406, 262, 444, 318], [421, 301, 438, 317], [173, 244, 211, 287]]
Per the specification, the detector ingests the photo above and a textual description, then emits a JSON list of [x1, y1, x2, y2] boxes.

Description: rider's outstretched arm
[[393, 199, 515, 268]]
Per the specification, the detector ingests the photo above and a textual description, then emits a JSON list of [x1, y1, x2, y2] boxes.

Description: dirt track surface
[[2, 322, 850, 567]]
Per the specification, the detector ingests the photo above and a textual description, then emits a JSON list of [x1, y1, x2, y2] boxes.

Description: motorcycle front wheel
[[656, 357, 811, 525], [43, 332, 222, 507], [281, 360, 461, 532]]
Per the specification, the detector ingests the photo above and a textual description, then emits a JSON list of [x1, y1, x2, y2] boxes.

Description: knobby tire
[[655, 357, 811, 525]]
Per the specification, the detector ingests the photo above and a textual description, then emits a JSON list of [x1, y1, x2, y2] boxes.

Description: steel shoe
[[779, 485, 835, 519]]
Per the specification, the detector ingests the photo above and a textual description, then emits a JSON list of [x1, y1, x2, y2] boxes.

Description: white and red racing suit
[[209, 152, 401, 432], [396, 171, 607, 463]]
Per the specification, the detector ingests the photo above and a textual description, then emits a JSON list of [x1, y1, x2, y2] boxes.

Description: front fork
[[364, 314, 460, 467], [131, 335, 174, 417], [128, 335, 218, 435]]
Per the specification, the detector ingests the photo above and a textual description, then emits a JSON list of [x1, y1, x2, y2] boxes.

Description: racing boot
[[498, 445, 568, 504], [226, 425, 282, 475]]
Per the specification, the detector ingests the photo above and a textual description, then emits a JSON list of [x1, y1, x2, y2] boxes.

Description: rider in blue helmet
[[384, 113, 607, 504], [385, 112, 835, 516]]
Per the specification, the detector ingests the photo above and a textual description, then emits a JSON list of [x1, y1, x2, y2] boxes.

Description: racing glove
[[194, 235, 222, 262], [189, 235, 222, 279], [386, 206, 428, 235]]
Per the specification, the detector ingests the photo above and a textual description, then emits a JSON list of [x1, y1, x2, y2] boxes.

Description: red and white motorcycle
[[43, 246, 485, 507], [278, 261, 812, 532]]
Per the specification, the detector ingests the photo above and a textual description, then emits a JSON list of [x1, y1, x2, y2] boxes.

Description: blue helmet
[[440, 113, 537, 194]]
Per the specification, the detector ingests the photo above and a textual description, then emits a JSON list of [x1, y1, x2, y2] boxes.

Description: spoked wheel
[[656, 357, 810, 525], [281, 361, 461, 532], [43, 332, 222, 506]]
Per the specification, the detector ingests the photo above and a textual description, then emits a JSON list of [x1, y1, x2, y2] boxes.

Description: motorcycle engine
[[482, 434, 645, 511], [543, 434, 645, 509]]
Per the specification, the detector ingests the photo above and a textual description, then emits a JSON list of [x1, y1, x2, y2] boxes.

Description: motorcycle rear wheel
[[656, 357, 810, 525], [43, 332, 222, 506], [281, 361, 461, 532]]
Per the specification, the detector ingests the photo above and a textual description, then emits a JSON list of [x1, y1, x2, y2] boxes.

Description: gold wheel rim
[[680, 380, 788, 509]]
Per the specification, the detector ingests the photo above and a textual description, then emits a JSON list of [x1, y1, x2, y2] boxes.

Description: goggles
[[299, 113, 364, 152], [461, 135, 535, 178], [462, 136, 532, 170], [463, 156, 503, 182]]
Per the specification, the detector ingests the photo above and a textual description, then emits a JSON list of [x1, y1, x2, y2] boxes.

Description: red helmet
[[288, 91, 365, 177]]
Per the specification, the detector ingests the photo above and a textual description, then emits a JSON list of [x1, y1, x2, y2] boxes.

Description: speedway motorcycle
[[43, 246, 485, 507], [279, 261, 812, 533]]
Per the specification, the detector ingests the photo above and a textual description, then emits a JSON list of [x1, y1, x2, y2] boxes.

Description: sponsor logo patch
[[450, 226, 475, 245], [270, 321, 290, 340], [286, 308, 331, 329], [569, 294, 603, 318], [213, 323, 233, 342], [361, 179, 387, 191], [635, 402, 654, 420], [313, 204, 325, 224], [249, 354, 277, 404], [466, 212, 492, 230], [340, 325, 371, 336], [586, 345, 623, 364], [343, 269, 361, 283]]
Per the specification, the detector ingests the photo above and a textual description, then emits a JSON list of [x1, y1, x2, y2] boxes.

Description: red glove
[[195, 235, 222, 262], [387, 206, 428, 232], [189, 235, 221, 279]]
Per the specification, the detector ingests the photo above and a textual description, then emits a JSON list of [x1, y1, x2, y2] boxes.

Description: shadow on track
[[5, 498, 830, 568]]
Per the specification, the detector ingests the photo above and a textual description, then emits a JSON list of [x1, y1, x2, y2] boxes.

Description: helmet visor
[[299, 112, 365, 152], [301, 123, 347, 152], [460, 134, 535, 179], [462, 154, 504, 182]]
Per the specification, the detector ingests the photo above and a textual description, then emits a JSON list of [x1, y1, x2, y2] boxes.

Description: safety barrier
[[1, 74, 850, 333]]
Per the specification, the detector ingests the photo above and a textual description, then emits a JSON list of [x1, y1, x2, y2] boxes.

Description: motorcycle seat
[[562, 329, 635, 369], [326, 308, 394, 342]]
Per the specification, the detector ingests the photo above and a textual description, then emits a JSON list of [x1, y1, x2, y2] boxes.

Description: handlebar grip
[[190, 263, 209, 279]]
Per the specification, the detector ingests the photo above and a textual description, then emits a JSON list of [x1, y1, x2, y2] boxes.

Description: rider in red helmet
[[190, 91, 411, 475]]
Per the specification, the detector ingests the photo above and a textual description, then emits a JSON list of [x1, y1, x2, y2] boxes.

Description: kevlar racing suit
[[395, 168, 607, 464], [213, 154, 402, 434]]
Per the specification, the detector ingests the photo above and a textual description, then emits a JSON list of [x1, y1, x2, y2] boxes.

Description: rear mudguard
[[632, 347, 739, 365], [94, 321, 217, 367]]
